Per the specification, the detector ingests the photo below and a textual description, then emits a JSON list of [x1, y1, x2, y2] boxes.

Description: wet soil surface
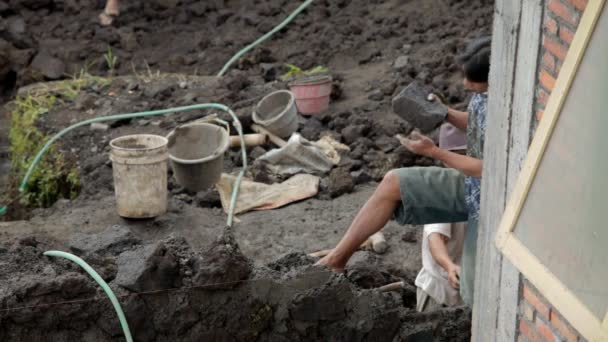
[[1, 0, 492, 340]]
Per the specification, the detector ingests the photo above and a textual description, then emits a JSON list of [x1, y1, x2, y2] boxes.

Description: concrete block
[[392, 81, 447, 132]]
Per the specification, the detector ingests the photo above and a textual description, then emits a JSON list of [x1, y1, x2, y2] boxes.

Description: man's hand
[[447, 264, 461, 289], [396, 131, 437, 158]]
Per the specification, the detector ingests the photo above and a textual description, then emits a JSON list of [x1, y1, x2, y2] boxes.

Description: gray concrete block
[[391, 81, 447, 132]]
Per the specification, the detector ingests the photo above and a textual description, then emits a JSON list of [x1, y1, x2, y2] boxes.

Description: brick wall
[[519, 0, 589, 341], [518, 280, 585, 342], [534, 0, 588, 121]]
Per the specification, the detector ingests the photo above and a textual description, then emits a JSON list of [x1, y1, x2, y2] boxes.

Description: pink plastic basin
[[289, 75, 333, 115]]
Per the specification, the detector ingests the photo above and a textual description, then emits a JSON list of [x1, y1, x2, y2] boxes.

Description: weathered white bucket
[[110, 134, 168, 218], [252, 90, 298, 138]]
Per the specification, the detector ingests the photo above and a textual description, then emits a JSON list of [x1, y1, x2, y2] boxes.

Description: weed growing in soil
[[8, 95, 80, 208], [281, 64, 329, 81], [104, 47, 118, 76]]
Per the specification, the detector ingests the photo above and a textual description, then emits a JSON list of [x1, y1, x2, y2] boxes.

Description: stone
[[30, 52, 65, 80], [290, 282, 351, 321], [393, 55, 409, 70], [299, 117, 324, 141], [375, 135, 397, 153], [195, 189, 222, 208], [90, 123, 109, 131], [328, 167, 355, 198], [249, 146, 267, 160], [392, 81, 448, 132], [351, 169, 372, 185], [260, 63, 277, 82], [69, 224, 141, 256], [368, 89, 384, 101], [115, 241, 181, 293], [341, 124, 368, 144]]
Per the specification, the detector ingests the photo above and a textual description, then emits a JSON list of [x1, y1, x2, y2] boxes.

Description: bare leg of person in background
[[99, 0, 120, 26]]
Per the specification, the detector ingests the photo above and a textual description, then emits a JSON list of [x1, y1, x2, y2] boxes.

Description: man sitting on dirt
[[317, 36, 491, 306], [416, 123, 467, 312]]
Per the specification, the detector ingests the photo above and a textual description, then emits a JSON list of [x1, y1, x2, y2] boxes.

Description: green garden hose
[[1, 103, 247, 226], [217, 0, 314, 76], [43, 250, 133, 342]]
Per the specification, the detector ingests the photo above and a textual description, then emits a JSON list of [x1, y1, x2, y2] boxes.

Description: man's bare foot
[[99, 0, 120, 26], [314, 254, 346, 273], [99, 11, 117, 26]]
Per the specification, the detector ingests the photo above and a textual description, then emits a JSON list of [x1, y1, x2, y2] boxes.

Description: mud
[[1, 0, 493, 339], [0, 229, 471, 342]]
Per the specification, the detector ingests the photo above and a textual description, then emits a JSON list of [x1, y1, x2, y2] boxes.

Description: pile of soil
[[0, 228, 471, 341], [0, 0, 493, 339]]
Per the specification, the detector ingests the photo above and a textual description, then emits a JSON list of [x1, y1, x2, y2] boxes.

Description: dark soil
[[0, 0, 493, 340]]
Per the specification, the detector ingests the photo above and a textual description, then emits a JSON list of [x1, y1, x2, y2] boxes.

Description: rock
[[328, 167, 355, 198], [260, 63, 277, 82], [351, 169, 372, 185], [195, 189, 221, 208], [392, 81, 448, 132], [299, 117, 324, 141], [7, 16, 26, 35], [191, 227, 251, 290], [90, 123, 109, 131], [375, 135, 397, 153], [115, 241, 181, 293], [30, 52, 65, 80], [69, 225, 141, 256], [393, 55, 409, 70], [341, 124, 368, 144], [249, 146, 267, 160], [368, 89, 384, 101]]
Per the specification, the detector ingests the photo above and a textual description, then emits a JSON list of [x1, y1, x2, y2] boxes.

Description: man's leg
[[317, 170, 401, 271]]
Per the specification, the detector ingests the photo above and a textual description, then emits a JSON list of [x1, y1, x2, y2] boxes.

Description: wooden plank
[[502, 237, 603, 338], [471, 0, 522, 340], [495, 0, 544, 340]]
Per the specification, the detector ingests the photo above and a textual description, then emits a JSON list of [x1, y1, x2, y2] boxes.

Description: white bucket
[[110, 134, 168, 218]]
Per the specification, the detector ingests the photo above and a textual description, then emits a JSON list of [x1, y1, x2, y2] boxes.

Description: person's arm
[[397, 132, 482, 178], [446, 108, 469, 131], [430, 148, 482, 178], [428, 94, 468, 130], [428, 232, 460, 289]]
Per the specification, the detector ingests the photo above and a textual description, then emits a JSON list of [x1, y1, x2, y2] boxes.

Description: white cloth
[[415, 222, 466, 306]]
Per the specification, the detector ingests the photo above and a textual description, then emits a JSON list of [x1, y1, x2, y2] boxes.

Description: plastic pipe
[[43, 250, 133, 342], [3, 103, 247, 227], [217, 0, 314, 77]]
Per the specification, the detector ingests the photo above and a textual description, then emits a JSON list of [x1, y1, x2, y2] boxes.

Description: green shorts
[[393, 166, 468, 225]]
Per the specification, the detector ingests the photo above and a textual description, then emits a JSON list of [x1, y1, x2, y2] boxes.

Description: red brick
[[559, 26, 575, 44], [540, 69, 557, 92], [548, 0, 579, 26], [523, 283, 552, 319], [545, 17, 558, 35], [570, 0, 588, 11], [537, 110, 544, 121], [544, 36, 568, 61], [542, 52, 556, 74], [520, 319, 545, 342], [538, 88, 550, 106], [550, 311, 579, 342], [536, 318, 557, 342], [519, 335, 528, 342]]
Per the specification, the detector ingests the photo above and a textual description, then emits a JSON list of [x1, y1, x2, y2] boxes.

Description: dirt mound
[[0, 228, 471, 341]]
